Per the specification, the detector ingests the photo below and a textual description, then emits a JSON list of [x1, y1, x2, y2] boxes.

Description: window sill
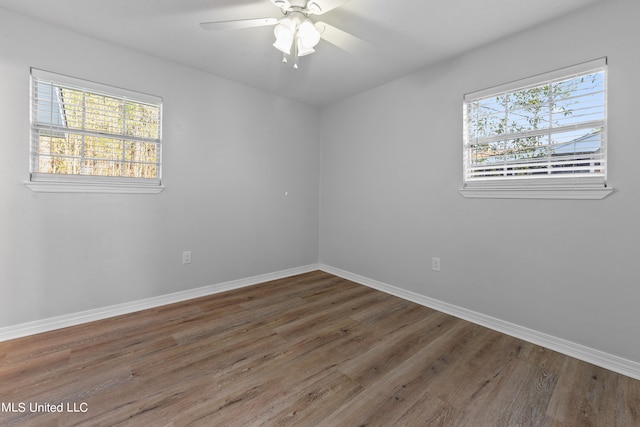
[[459, 186, 614, 200], [24, 181, 165, 194]]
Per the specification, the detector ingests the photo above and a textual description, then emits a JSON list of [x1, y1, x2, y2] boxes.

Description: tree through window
[[30, 69, 163, 191], [461, 58, 611, 199]]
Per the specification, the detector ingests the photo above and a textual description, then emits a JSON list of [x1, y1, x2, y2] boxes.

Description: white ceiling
[[0, 0, 603, 106]]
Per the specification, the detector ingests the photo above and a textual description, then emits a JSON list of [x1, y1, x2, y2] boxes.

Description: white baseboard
[[320, 264, 640, 381], [5, 263, 638, 381], [0, 264, 319, 342]]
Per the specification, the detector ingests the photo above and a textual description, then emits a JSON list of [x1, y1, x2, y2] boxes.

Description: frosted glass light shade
[[297, 38, 315, 56], [273, 19, 294, 54], [298, 20, 320, 48]]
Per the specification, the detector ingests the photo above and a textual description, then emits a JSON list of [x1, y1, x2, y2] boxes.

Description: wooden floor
[[1, 271, 638, 426]]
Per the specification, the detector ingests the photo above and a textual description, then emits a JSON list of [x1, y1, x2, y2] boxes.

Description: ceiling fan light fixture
[[272, 11, 321, 67]]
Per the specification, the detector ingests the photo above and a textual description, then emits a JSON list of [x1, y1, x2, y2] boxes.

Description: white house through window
[[461, 58, 611, 199]]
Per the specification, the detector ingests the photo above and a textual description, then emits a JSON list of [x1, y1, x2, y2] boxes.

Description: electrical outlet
[[182, 251, 192, 265], [432, 257, 440, 272]]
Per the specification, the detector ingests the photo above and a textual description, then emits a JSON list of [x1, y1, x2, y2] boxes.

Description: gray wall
[[0, 9, 320, 327], [320, 0, 640, 363]]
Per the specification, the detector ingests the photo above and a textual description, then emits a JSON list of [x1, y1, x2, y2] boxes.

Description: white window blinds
[[30, 69, 163, 186], [462, 58, 608, 195]]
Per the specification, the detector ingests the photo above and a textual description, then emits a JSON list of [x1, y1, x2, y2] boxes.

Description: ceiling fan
[[200, 0, 366, 69]]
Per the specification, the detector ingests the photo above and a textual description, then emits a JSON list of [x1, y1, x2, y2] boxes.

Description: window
[[461, 58, 612, 199], [27, 69, 163, 193]]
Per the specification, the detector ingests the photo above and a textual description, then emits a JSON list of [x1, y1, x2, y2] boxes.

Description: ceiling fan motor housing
[[271, 0, 322, 14], [272, 0, 290, 8]]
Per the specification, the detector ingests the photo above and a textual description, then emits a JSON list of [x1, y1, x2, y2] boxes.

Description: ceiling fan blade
[[315, 22, 372, 55], [200, 18, 278, 31], [309, 0, 351, 15]]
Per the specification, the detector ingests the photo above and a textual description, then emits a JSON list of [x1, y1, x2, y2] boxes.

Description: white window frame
[[460, 58, 613, 200], [25, 69, 164, 194]]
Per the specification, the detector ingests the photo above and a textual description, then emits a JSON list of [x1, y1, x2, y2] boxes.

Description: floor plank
[[0, 271, 638, 426]]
